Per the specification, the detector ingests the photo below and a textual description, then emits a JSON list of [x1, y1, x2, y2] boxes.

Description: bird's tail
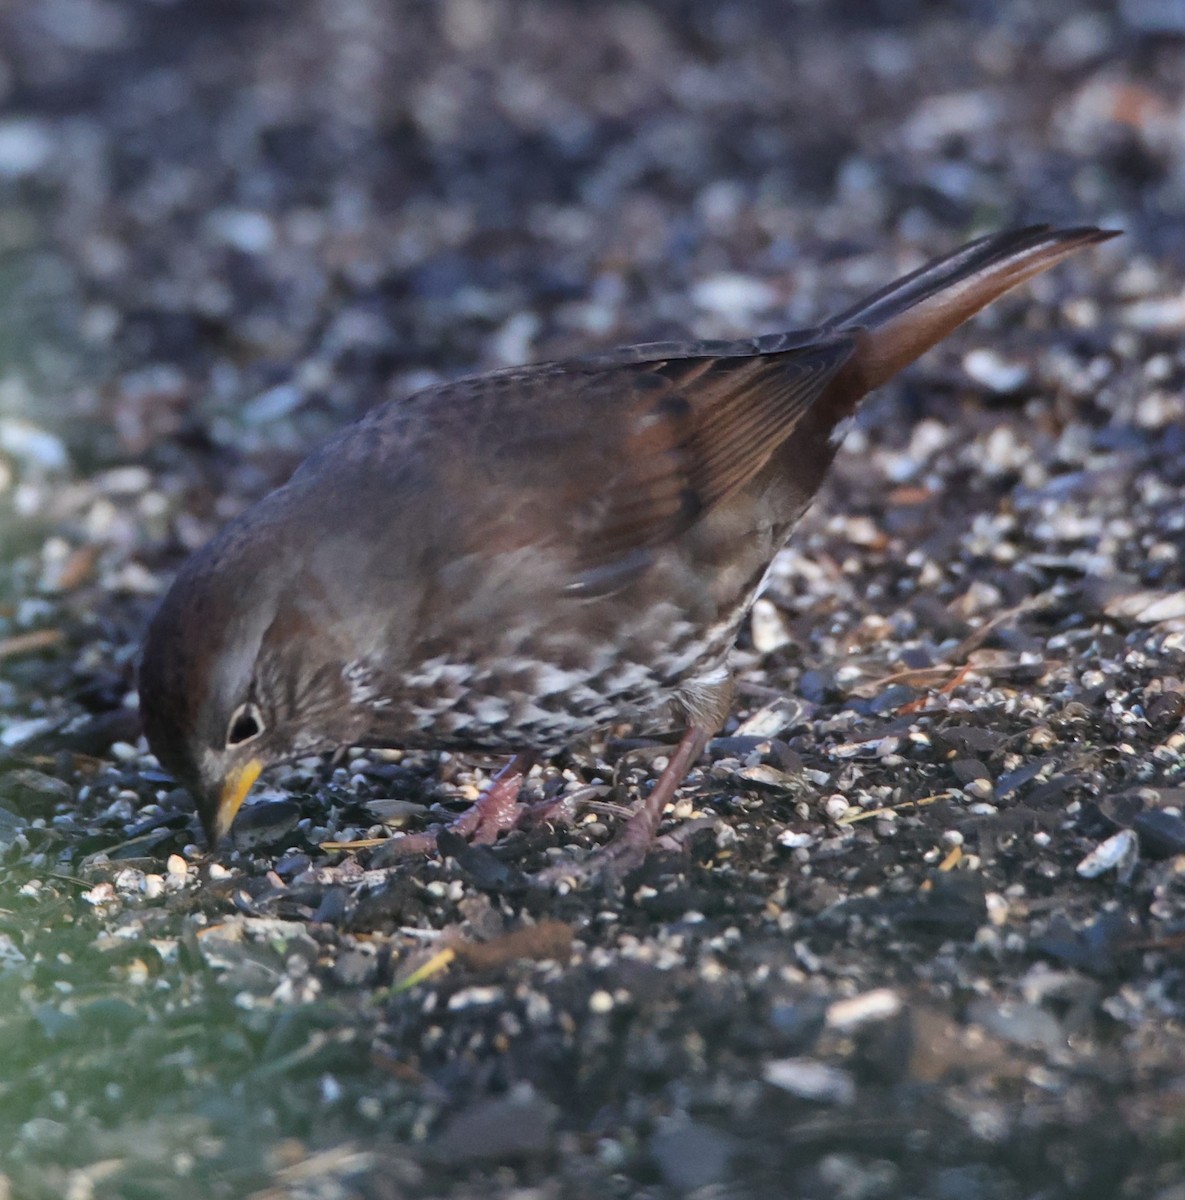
[[826, 224, 1117, 397]]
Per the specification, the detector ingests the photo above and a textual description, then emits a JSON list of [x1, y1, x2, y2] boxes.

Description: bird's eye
[[226, 702, 264, 747]]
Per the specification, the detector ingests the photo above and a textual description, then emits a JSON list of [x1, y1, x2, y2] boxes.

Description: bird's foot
[[534, 812, 655, 888], [531, 725, 712, 890], [520, 783, 615, 829], [380, 752, 536, 859]]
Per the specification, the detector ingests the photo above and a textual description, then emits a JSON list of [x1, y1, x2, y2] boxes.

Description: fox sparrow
[[139, 225, 1113, 876]]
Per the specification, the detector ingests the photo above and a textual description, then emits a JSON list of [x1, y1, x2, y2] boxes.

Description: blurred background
[[0, 0, 1180, 467]]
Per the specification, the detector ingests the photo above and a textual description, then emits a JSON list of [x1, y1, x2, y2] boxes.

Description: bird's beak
[[205, 758, 263, 847]]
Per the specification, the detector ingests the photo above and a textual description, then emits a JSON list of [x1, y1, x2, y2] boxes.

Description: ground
[[1, 2, 1184, 1197]]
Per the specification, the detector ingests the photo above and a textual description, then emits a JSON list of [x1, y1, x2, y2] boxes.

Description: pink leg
[[536, 725, 712, 885], [386, 752, 536, 858]]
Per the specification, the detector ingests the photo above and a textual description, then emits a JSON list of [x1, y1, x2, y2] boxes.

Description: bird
[[139, 224, 1114, 878]]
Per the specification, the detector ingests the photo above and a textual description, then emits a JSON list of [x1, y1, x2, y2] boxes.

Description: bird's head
[[138, 517, 348, 846]]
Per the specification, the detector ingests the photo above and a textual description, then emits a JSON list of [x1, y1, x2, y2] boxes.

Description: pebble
[[734, 697, 809, 739], [331, 948, 378, 988], [963, 347, 1031, 393], [0, 719, 57, 749], [431, 1086, 557, 1162], [1076, 829, 1139, 879], [0, 806, 28, 849], [1133, 810, 1185, 858], [823, 795, 850, 820], [985, 893, 1010, 926], [206, 208, 277, 255], [650, 1121, 738, 1193], [968, 998, 1065, 1054], [0, 770, 73, 817], [243, 384, 304, 425], [113, 868, 146, 894], [0, 119, 54, 177], [735, 764, 800, 793], [777, 830, 814, 850], [96, 466, 153, 495], [763, 1058, 856, 1105], [447, 986, 507, 1011], [0, 931, 28, 969], [825, 989, 902, 1031], [0, 418, 68, 471], [82, 883, 117, 908], [1121, 294, 1185, 332], [750, 598, 792, 653], [690, 272, 776, 317]]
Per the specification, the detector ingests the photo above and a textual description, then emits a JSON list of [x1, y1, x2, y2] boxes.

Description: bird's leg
[[534, 723, 713, 886], [599, 723, 713, 865], [458, 751, 538, 844], [536, 673, 732, 886], [385, 751, 537, 857]]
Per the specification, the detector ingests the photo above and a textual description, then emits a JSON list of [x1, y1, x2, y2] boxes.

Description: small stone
[[490, 312, 540, 366], [207, 208, 276, 255], [1121, 294, 1185, 332], [1076, 829, 1139, 879], [447, 986, 504, 1010], [763, 1057, 856, 1105], [750, 598, 792, 653], [963, 347, 1031, 393], [650, 1121, 738, 1193], [331, 947, 378, 987], [777, 830, 814, 850], [0, 806, 28, 849], [0, 715, 56, 744], [231, 799, 302, 849], [113, 868, 146, 895], [0, 770, 73, 818], [824, 795, 850, 820], [0, 418, 68, 471], [691, 272, 777, 317], [243, 384, 303, 425], [1027, 726, 1058, 749], [985, 892, 1010, 926], [1133, 810, 1185, 858], [0, 119, 54, 177], [968, 998, 1065, 1053], [826, 989, 902, 1031], [737, 764, 801, 792], [1105, 590, 1185, 623], [432, 1085, 557, 1162], [0, 931, 28, 969], [82, 882, 118, 907]]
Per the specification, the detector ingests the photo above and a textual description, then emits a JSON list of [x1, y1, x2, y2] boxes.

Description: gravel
[[0, 2, 1183, 1198]]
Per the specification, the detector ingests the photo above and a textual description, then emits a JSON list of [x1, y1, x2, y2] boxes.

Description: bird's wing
[[406, 331, 854, 594]]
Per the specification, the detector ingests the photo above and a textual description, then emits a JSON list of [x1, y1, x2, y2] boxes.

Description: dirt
[[1, 2, 1184, 1197]]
